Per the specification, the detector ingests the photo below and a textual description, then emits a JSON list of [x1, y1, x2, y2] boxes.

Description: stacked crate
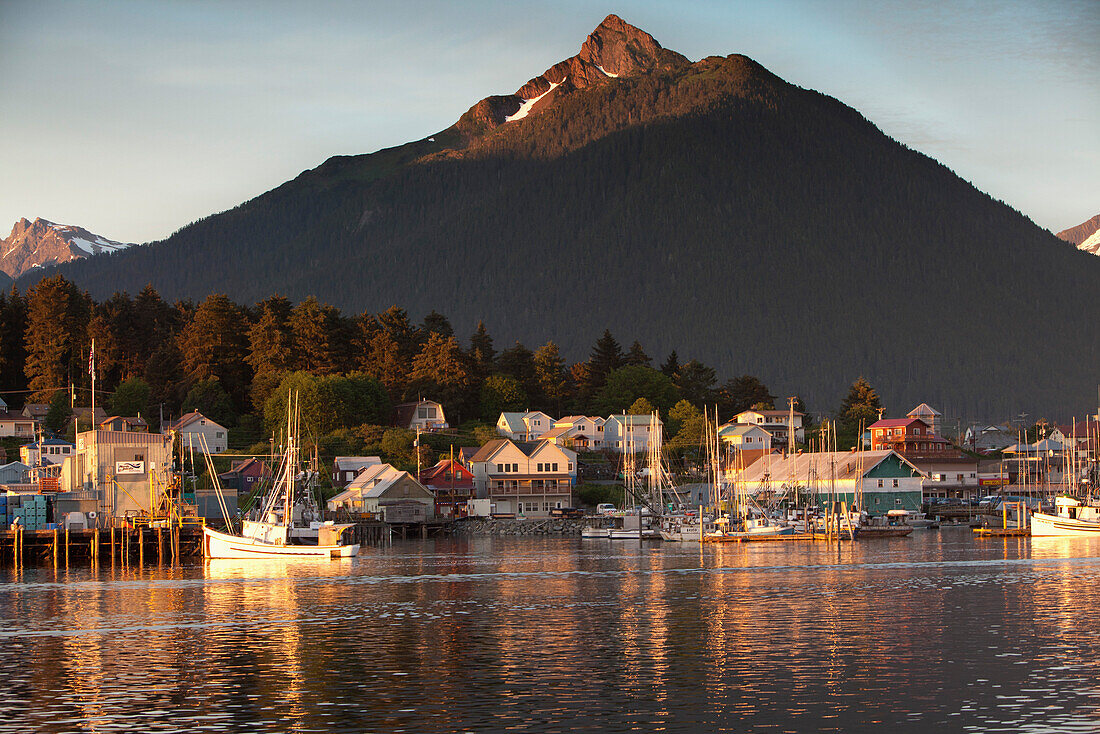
[[0, 493, 7, 527], [5, 494, 47, 530]]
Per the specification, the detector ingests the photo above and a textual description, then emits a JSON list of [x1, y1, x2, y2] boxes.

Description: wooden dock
[[972, 527, 1030, 537], [0, 525, 204, 569], [703, 532, 855, 543]]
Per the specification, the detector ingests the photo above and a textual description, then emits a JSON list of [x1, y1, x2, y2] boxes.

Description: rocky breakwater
[[453, 518, 590, 536]]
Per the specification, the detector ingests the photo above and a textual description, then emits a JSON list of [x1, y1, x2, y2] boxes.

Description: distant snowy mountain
[[1080, 228, 1100, 256], [0, 217, 138, 279], [1056, 213, 1100, 255]]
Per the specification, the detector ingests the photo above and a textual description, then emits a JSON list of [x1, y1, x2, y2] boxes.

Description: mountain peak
[[1, 217, 138, 279], [455, 14, 688, 137], [578, 14, 674, 77]]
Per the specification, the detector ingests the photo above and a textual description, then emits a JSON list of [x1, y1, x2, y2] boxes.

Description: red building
[[419, 459, 476, 517], [868, 418, 952, 455]]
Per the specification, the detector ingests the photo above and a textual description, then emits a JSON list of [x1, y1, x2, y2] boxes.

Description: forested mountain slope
[[20, 16, 1099, 419]]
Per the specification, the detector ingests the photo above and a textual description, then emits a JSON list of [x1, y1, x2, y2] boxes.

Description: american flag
[[88, 340, 95, 377]]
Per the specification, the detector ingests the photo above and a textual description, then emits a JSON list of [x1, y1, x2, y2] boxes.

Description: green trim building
[[736, 450, 925, 514]]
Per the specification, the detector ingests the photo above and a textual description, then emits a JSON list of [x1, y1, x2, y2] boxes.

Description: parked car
[[596, 503, 617, 515]]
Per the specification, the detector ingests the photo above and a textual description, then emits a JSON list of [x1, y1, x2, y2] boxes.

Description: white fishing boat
[[1031, 497, 1100, 536], [202, 392, 360, 559]]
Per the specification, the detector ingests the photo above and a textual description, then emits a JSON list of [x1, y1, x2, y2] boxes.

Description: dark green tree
[[586, 330, 623, 393], [593, 365, 679, 416], [533, 341, 570, 416], [837, 376, 884, 441], [625, 340, 651, 367], [23, 275, 91, 402], [675, 359, 717, 408], [0, 288, 28, 401], [182, 377, 237, 427], [717, 375, 776, 416], [178, 294, 251, 410], [418, 310, 454, 342], [407, 333, 472, 420], [479, 375, 527, 420], [110, 376, 152, 421], [44, 389, 73, 435], [659, 351, 680, 378]]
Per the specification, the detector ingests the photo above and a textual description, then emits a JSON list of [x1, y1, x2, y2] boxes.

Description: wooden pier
[[0, 525, 205, 569]]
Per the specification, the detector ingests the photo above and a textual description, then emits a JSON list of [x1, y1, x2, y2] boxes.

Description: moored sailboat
[[202, 392, 359, 559]]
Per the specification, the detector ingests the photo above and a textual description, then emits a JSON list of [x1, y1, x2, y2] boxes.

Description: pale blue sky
[[1, 0, 1096, 243]]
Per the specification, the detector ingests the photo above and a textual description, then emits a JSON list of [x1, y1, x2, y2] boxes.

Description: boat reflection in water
[[3, 535, 1100, 733]]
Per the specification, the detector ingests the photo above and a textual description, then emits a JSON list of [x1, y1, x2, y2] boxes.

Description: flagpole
[[90, 339, 97, 509]]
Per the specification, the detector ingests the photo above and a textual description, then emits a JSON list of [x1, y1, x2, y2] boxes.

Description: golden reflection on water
[[3, 534, 1100, 733]]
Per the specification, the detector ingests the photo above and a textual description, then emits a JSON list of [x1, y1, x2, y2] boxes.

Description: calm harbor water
[[1, 531, 1099, 733]]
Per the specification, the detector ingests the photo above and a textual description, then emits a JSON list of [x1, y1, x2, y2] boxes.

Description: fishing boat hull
[[203, 527, 359, 559], [857, 525, 913, 538], [1030, 512, 1100, 537]]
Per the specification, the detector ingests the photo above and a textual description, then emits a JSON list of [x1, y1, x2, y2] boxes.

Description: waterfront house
[[332, 456, 382, 488], [327, 463, 436, 521], [21, 403, 49, 423], [99, 415, 149, 433], [20, 438, 75, 468], [718, 423, 773, 469], [543, 415, 606, 451], [911, 456, 981, 500], [468, 439, 576, 517], [419, 459, 476, 517], [963, 424, 1017, 453], [0, 410, 36, 439], [164, 411, 228, 453], [603, 414, 661, 453], [496, 411, 556, 441], [217, 458, 272, 493], [868, 418, 951, 455], [738, 450, 926, 513], [733, 409, 805, 445], [392, 399, 448, 431]]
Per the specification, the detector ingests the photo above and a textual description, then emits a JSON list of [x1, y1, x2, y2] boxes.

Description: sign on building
[[115, 461, 145, 475]]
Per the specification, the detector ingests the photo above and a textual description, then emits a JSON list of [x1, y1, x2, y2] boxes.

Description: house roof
[[420, 459, 474, 482], [392, 399, 443, 427], [907, 403, 942, 417], [719, 423, 771, 438], [22, 403, 49, 418], [736, 409, 805, 418], [739, 450, 924, 484], [0, 410, 35, 422], [498, 412, 527, 432], [1055, 420, 1100, 438], [541, 425, 573, 440], [164, 411, 225, 432], [21, 438, 75, 449], [334, 456, 382, 471], [869, 418, 927, 429], [100, 415, 148, 427], [217, 458, 271, 478], [469, 439, 534, 463]]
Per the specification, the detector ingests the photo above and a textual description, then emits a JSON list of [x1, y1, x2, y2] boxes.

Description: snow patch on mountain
[[506, 79, 563, 122], [1080, 228, 1100, 255]]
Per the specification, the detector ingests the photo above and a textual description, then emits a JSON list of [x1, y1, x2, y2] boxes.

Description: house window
[[552, 463, 558, 471], [496, 463, 504, 473], [568, 463, 573, 471], [892, 480, 899, 487], [598, 426, 603, 432], [895, 498, 903, 505], [512, 463, 518, 473], [216, 432, 224, 438], [877, 480, 883, 488]]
